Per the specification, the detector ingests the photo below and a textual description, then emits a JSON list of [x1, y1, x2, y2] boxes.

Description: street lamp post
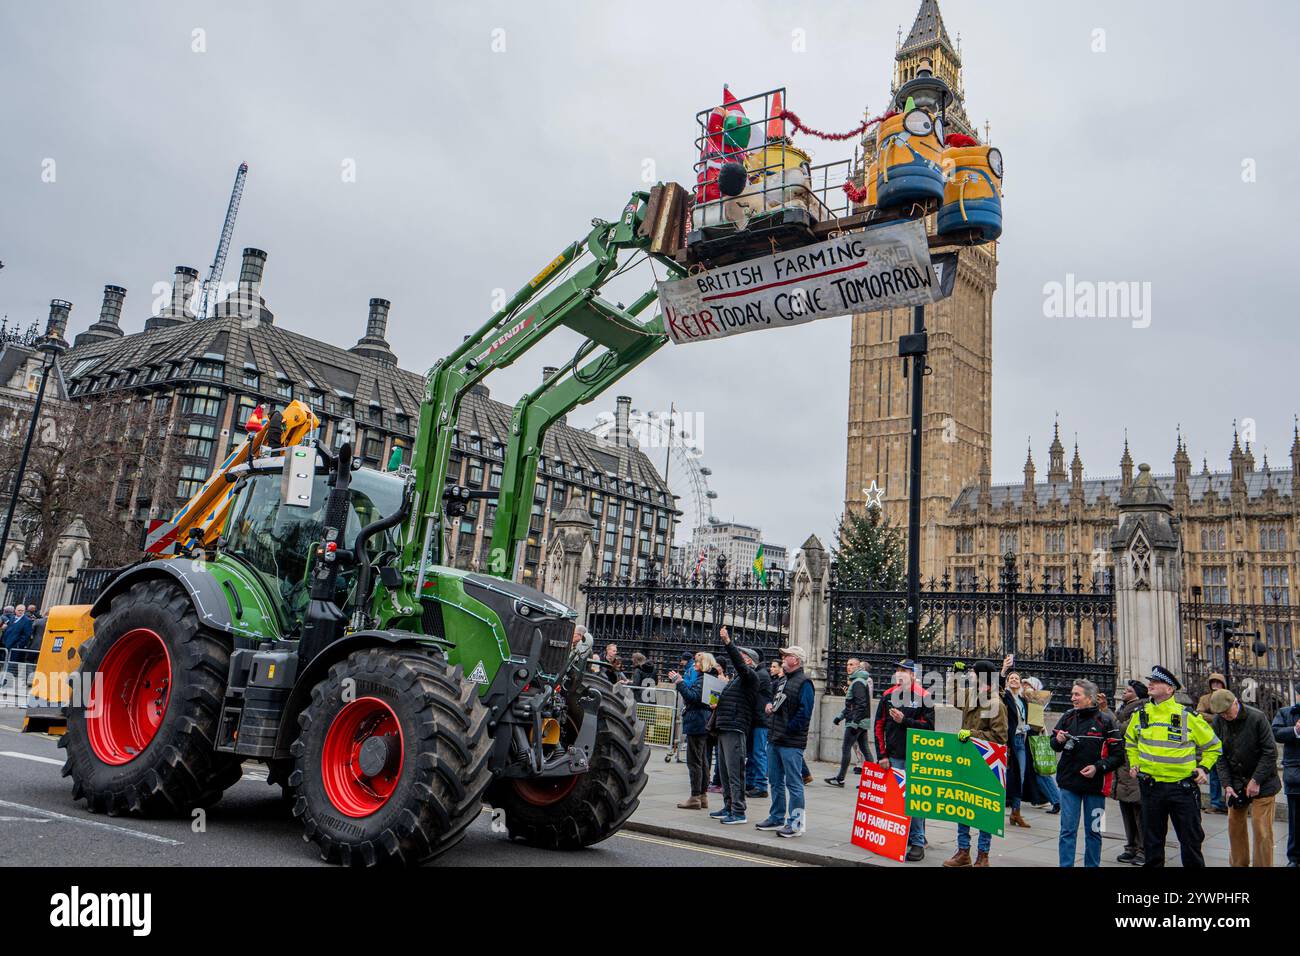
[[0, 336, 66, 563], [891, 59, 954, 663], [901, 305, 927, 661]]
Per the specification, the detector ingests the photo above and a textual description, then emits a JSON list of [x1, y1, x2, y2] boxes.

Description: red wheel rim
[[512, 775, 579, 807], [86, 628, 172, 766], [321, 697, 405, 818]]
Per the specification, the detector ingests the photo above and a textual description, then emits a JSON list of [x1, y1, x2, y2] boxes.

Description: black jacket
[[1214, 703, 1281, 798], [754, 665, 773, 729], [1050, 706, 1125, 796], [1272, 703, 1300, 796], [770, 667, 815, 749], [873, 681, 935, 762], [712, 641, 758, 735]]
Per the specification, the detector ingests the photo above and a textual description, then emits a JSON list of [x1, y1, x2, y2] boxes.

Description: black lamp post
[[893, 58, 954, 663], [1, 335, 66, 561]]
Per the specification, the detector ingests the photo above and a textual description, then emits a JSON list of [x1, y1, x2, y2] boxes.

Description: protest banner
[[850, 762, 910, 862], [657, 219, 941, 345], [904, 729, 1006, 837]]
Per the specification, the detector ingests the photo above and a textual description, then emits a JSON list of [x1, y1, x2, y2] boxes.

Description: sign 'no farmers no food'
[[657, 218, 948, 345]]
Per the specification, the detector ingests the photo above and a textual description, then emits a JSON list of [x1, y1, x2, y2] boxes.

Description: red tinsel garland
[[776, 108, 896, 142]]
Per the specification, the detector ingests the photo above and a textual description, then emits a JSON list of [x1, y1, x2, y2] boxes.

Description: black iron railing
[[582, 556, 791, 677], [829, 552, 1117, 702], [1181, 596, 1298, 718]]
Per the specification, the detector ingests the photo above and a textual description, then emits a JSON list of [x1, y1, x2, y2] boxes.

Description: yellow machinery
[[21, 400, 319, 734]]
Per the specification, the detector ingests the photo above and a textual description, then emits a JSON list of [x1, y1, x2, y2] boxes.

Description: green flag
[[385, 445, 404, 472], [752, 544, 767, 586]]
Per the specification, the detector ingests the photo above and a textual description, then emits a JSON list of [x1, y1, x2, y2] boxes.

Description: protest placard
[[904, 729, 1006, 837]]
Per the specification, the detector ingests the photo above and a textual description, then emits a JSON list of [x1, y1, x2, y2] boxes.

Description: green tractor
[[59, 186, 691, 864]]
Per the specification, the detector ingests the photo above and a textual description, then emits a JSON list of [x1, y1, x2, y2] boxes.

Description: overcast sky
[[3, 0, 1296, 551]]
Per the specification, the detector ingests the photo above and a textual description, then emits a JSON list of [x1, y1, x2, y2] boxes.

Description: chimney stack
[[147, 267, 198, 330], [73, 285, 128, 347], [366, 297, 390, 340], [615, 395, 632, 447], [349, 297, 397, 365], [171, 266, 198, 317], [214, 248, 274, 324], [45, 299, 72, 346], [239, 247, 267, 289]]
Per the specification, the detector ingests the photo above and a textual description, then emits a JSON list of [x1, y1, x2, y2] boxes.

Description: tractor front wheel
[[61, 578, 242, 816], [486, 675, 649, 850], [290, 647, 491, 866]]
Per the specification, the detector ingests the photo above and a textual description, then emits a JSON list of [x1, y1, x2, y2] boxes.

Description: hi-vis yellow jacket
[[1124, 696, 1222, 783]]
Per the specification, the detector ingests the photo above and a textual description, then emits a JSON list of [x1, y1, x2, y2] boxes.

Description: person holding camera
[[1208, 688, 1281, 867], [1050, 679, 1125, 867], [1124, 665, 1222, 867]]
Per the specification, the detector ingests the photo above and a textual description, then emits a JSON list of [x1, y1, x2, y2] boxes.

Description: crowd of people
[[603, 621, 1298, 867]]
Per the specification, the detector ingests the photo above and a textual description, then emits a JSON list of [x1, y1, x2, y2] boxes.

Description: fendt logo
[[481, 315, 534, 359]]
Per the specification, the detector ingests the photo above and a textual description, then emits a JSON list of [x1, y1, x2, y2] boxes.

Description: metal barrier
[[0, 647, 40, 709], [627, 683, 681, 760]]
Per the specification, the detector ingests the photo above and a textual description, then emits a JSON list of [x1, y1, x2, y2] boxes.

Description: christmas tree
[[831, 504, 937, 653]]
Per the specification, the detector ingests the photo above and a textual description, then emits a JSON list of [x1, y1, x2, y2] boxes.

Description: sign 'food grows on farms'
[[905, 729, 1006, 837], [657, 219, 939, 345]]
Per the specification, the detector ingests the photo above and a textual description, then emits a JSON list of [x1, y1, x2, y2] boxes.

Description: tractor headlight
[[987, 147, 1004, 179], [903, 109, 934, 137]]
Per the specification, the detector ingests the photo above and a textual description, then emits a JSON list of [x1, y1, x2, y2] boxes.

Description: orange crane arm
[[144, 400, 319, 555]]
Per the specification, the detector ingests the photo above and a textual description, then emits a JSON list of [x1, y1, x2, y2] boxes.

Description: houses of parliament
[[844, 0, 1297, 612]]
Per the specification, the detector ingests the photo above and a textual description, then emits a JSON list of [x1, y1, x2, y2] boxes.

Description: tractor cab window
[[222, 466, 403, 630]]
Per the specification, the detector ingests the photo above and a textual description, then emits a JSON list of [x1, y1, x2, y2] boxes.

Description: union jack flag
[[890, 767, 906, 790], [971, 738, 1008, 788]]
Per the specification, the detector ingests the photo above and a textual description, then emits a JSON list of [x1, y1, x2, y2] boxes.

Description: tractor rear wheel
[[486, 675, 649, 850], [60, 578, 242, 816], [290, 647, 491, 866]]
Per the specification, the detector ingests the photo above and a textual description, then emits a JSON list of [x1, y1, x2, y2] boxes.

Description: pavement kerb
[[621, 818, 866, 866]]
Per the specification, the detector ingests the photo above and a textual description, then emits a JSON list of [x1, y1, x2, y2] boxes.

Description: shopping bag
[[1028, 733, 1057, 776]]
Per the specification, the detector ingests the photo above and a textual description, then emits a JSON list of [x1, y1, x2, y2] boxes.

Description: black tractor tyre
[[289, 647, 492, 866], [486, 675, 649, 850], [60, 578, 242, 816]]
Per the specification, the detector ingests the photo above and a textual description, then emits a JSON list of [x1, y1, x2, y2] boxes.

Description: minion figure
[[937, 134, 1003, 243], [874, 102, 946, 210]]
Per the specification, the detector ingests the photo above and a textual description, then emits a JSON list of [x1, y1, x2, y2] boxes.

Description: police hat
[[1146, 665, 1181, 691]]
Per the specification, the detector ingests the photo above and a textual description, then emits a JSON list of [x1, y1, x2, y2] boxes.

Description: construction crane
[[196, 162, 248, 320]]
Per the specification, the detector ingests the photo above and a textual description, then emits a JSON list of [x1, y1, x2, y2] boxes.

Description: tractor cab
[[218, 451, 405, 629]]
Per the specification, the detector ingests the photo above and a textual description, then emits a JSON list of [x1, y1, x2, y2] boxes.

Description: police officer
[[1125, 665, 1223, 867]]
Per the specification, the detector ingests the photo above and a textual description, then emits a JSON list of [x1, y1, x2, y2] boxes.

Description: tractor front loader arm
[[388, 184, 687, 624]]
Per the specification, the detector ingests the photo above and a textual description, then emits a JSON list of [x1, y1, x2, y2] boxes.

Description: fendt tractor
[[52, 75, 1002, 865], [56, 187, 691, 865]]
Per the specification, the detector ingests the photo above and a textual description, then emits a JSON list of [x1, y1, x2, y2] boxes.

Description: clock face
[[988, 147, 1004, 179]]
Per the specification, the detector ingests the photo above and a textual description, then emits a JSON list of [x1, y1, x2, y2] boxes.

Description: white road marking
[[0, 799, 182, 846], [0, 750, 62, 766], [0, 815, 51, 823]]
